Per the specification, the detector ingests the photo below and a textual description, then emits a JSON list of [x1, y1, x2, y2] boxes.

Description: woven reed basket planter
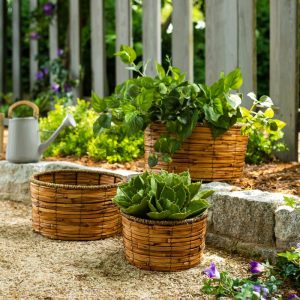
[[121, 212, 208, 272], [30, 169, 126, 241], [144, 123, 248, 181]]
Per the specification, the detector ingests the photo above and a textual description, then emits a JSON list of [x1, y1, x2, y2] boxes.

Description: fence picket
[[270, 0, 299, 161], [116, 0, 132, 84], [49, 0, 58, 85], [30, 0, 39, 91], [172, 0, 193, 81], [205, 0, 238, 85], [0, 0, 6, 100], [142, 0, 161, 76], [13, 0, 21, 100], [70, 0, 81, 98], [238, 0, 256, 107], [91, 0, 106, 97]]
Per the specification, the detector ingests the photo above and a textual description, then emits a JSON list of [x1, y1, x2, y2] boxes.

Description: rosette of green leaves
[[112, 170, 212, 220]]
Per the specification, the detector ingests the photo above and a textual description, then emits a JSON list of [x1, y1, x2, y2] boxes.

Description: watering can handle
[[8, 100, 39, 118]]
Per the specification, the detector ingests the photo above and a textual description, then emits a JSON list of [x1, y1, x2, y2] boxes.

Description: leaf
[[188, 182, 201, 199], [124, 111, 144, 132], [93, 113, 112, 136], [148, 153, 158, 168], [203, 104, 221, 123], [162, 153, 172, 163], [136, 90, 153, 112], [224, 68, 243, 90], [155, 63, 166, 79], [186, 199, 209, 218], [174, 183, 186, 209], [160, 185, 175, 202], [193, 189, 214, 201], [247, 92, 257, 102], [264, 107, 274, 118], [91, 91, 107, 113], [115, 45, 137, 64], [225, 93, 242, 109], [259, 95, 273, 108], [121, 197, 149, 217], [147, 210, 171, 220], [148, 197, 158, 212], [158, 83, 168, 94], [240, 107, 250, 117]]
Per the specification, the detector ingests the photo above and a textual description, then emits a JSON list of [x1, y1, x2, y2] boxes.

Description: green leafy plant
[[277, 244, 300, 288], [39, 99, 144, 163], [201, 261, 284, 299], [283, 196, 300, 211], [240, 92, 287, 164], [112, 170, 212, 220], [93, 45, 246, 167]]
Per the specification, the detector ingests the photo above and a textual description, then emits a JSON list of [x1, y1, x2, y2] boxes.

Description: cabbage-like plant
[[112, 171, 213, 220]]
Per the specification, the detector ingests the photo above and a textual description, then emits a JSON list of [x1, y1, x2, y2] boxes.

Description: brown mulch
[[44, 156, 300, 196]]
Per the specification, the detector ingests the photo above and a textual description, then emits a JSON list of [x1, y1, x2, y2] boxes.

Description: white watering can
[[5, 100, 76, 163]]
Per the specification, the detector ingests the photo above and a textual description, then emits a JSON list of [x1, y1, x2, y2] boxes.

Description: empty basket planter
[[121, 212, 208, 272], [30, 169, 126, 240]]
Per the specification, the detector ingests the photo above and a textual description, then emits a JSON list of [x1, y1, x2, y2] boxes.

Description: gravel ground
[[0, 200, 251, 300]]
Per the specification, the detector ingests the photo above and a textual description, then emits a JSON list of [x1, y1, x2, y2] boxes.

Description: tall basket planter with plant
[[112, 170, 213, 271], [92, 46, 286, 181]]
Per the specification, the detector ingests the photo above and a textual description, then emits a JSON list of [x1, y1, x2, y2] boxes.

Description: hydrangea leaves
[[112, 171, 212, 221]]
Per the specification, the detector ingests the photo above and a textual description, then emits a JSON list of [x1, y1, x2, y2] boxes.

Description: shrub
[[39, 99, 144, 163]]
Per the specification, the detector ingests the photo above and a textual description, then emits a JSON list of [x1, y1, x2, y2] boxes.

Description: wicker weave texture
[[30, 170, 125, 241], [144, 123, 248, 181], [121, 213, 208, 272]]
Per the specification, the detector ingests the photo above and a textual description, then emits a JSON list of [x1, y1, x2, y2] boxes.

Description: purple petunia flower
[[288, 294, 300, 300], [57, 48, 64, 57], [51, 83, 60, 93], [64, 83, 72, 93], [249, 261, 265, 274], [296, 243, 300, 249], [203, 263, 220, 279], [253, 285, 268, 298], [30, 32, 40, 40], [43, 2, 55, 16], [35, 70, 44, 80]]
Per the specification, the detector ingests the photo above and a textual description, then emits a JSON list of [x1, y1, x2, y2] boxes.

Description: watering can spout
[[38, 114, 76, 155]]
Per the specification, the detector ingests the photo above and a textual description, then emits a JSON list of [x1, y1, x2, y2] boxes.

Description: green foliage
[[39, 99, 144, 163], [93, 46, 245, 166], [201, 263, 283, 299], [277, 245, 300, 288], [240, 93, 287, 164], [113, 170, 212, 220], [284, 196, 300, 211]]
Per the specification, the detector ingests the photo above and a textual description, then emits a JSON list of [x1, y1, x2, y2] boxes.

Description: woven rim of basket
[[121, 210, 208, 226], [148, 122, 245, 129], [30, 169, 127, 190]]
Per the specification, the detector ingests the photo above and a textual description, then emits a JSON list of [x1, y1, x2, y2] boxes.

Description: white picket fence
[[0, 0, 298, 161]]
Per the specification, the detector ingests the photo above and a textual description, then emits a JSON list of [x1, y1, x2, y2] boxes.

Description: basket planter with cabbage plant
[[112, 170, 213, 271]]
